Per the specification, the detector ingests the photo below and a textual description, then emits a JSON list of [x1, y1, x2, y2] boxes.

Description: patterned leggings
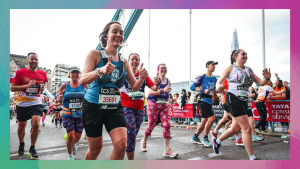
[[144, 101, 171, 139], [123, 107, 144, 152]]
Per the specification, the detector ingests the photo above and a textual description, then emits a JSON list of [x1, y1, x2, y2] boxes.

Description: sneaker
[[42, 123, 45, 126], [228, 136, 235, 140], [163, 149, 178, 158], [210, 130, 218, 139], [29, 147, 39, 159], [253, 157, 260, 160], [252, 135, 264, 142], [60, 125, 63, 128], [64, 133, 68, 141], [212, 137, 221, 154], [73, 144, 77, 155], [55, 125, 58, 128], [17, 144, 25, 156], [141, 139, 147, 152], [235, 138, 244, 146], [255, 128, 261, 134], [68, 156, 74, 160], [203, 138, 212, 147], [191, 136, 203, 145], [83, 135, 87, 139], [39, 130, 41, 134]]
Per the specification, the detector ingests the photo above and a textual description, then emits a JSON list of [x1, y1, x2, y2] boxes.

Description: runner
[[213, 49, 271, 160], [142, 63, 178, 158], [254, 80, 282, 133], [80, 21, 148, 160], [10, 52, 48, 159], [58, 66, 87, 160], [190, 61, 218, 147], [120, 53, 160, 160], [51, 97, 62, 128], [41, 94, 49, 126]]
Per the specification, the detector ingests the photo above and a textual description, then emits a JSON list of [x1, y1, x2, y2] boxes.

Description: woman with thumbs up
[[120, 53, 160, 160], [80, 21, 147, 160]]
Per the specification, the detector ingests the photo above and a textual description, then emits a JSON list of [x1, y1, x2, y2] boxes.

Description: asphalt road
[[10, 115, 290, 160]]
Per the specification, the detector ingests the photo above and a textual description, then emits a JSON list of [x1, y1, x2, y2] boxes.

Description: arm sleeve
[[190, 75, 205, 92], [145, 76, 155, 88]]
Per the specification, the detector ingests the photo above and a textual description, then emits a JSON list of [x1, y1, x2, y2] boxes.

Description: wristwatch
[[94, 68, 103, 78]]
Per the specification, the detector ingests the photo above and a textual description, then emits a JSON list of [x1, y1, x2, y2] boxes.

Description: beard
[[29, 62, 38, 69]]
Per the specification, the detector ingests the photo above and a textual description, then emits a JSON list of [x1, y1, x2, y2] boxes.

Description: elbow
[[190, 84, 196, 91]]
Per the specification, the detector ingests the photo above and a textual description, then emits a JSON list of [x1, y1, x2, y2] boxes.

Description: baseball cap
[[206, 61, 218, 68], [69, 66, 81, 73]]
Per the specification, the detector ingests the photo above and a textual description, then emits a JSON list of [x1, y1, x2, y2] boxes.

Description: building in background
[[231, 29, 239, 52], [51, 64, 71, 94]]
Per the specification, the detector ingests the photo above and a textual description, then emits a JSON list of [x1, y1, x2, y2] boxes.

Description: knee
[[113, 138, 127, 152], [89, 146, 102, 156], [232, 126, 241, 133], [32, 121, 39, 129], [68, 131, 75, 140], [209, 116, 215, 122], [242, 125, 252, 134]]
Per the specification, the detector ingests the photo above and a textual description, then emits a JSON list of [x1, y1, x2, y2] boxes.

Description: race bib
[[129, 91, 144, 100], [98, 87, 120, 110], [69, 98, 82, 112], [26, 85, 40, 96], [237, 85, 249, 98], [156, 98, 169, 104]]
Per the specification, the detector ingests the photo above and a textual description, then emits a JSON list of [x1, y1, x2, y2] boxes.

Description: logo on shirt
[[11, 73, 16, 78], [23, 77, 30, 83]]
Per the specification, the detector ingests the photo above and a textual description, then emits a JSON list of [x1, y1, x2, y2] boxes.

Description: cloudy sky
[[10, 9, 290, 85]]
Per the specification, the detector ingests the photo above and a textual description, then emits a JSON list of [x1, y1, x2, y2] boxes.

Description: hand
[[262, 68, 271, 80], [217, 84, 225, 93], [100, 56, 115, 74], [204, 89, 210, 94], [154, 76, 161, 84], [163, 84, 171, 93], [138, 63, 148, 78], [40, 83, 45, 92], [27, 79, 36, 88], [275, 73, 278, 78], [58, 94, 63, 101]]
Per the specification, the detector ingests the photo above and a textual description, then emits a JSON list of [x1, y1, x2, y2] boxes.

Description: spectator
[[283, 81, 290, 100], [250, 87, 258, 101], [186, 91, 191, 103], [180, 89, 187, 109], [173, 93, 179, 104]]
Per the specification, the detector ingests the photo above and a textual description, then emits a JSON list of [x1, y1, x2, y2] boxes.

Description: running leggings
[[123, 107, 144, 152], [255, 102, 267, 131], [144, 101, 171, 139]]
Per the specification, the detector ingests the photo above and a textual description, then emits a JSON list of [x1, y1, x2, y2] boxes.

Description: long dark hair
[[275, 80, 283, 89]]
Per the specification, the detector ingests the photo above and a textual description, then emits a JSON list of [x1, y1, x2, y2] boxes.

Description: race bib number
[[237, 86, 249, 98], [26, 85, 40, 96], [98, 87, 120, 110], [69, 98, 82, 112]]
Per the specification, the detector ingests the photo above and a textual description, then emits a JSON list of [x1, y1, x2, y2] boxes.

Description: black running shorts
[[225, 92, 248, 117], [197, 100, 214, 118], [82, 98, 126, 138], [16, 105, 43, 122]]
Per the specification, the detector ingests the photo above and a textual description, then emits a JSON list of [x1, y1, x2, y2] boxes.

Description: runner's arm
[[216, 66, 232, 90], [253, 72, 269, 86], [81, 50, 102, 85], [10, 83, 30, 92], [125, 58, 145, 91]]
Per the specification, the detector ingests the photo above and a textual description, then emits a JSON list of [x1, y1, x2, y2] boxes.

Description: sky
[[10, 9, 290, 86]]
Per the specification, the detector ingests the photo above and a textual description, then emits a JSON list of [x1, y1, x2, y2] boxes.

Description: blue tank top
[[84, 59, 121, 104], [148, 78, 169, 103], [62, 82, 85, 118]]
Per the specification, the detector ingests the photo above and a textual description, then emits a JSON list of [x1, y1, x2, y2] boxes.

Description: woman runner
[[80, 21, 148, 160]]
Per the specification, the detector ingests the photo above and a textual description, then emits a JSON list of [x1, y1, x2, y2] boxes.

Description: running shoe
[[17, 144, 25, 156], [202, 138, 212, 147], [141, 139, 147, 152], [191, 136, 203, 145], [73, 144, 77, 155], [228, 136, 235, 140], [42, 123, 45, 126], [163, 149, 178, 158], [68, 156, 74, 160], [235, 138, 244, 146], [59, 125, 62, 128], [252, 135, 264, 142], [253, 157, 260, 160], [83, 135, 87, 139], [212, 137, 221, 154], [39, 130, 41, 134], [29, 147, 39, 159], [255, 128, 261, 134], [55, 125, 58, 128], [64, 133, 68, 141], [210, 130, 218, 139]]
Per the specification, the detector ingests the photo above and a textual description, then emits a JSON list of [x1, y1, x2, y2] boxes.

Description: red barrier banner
[[170, 104, 194, 118], [252, 101, 290, 122]]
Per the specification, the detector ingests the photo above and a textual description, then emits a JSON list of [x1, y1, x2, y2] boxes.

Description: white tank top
[[228, 65, 252, 101]]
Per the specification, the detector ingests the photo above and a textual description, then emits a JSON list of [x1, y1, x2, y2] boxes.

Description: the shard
[[231, 29, 239, 52]]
